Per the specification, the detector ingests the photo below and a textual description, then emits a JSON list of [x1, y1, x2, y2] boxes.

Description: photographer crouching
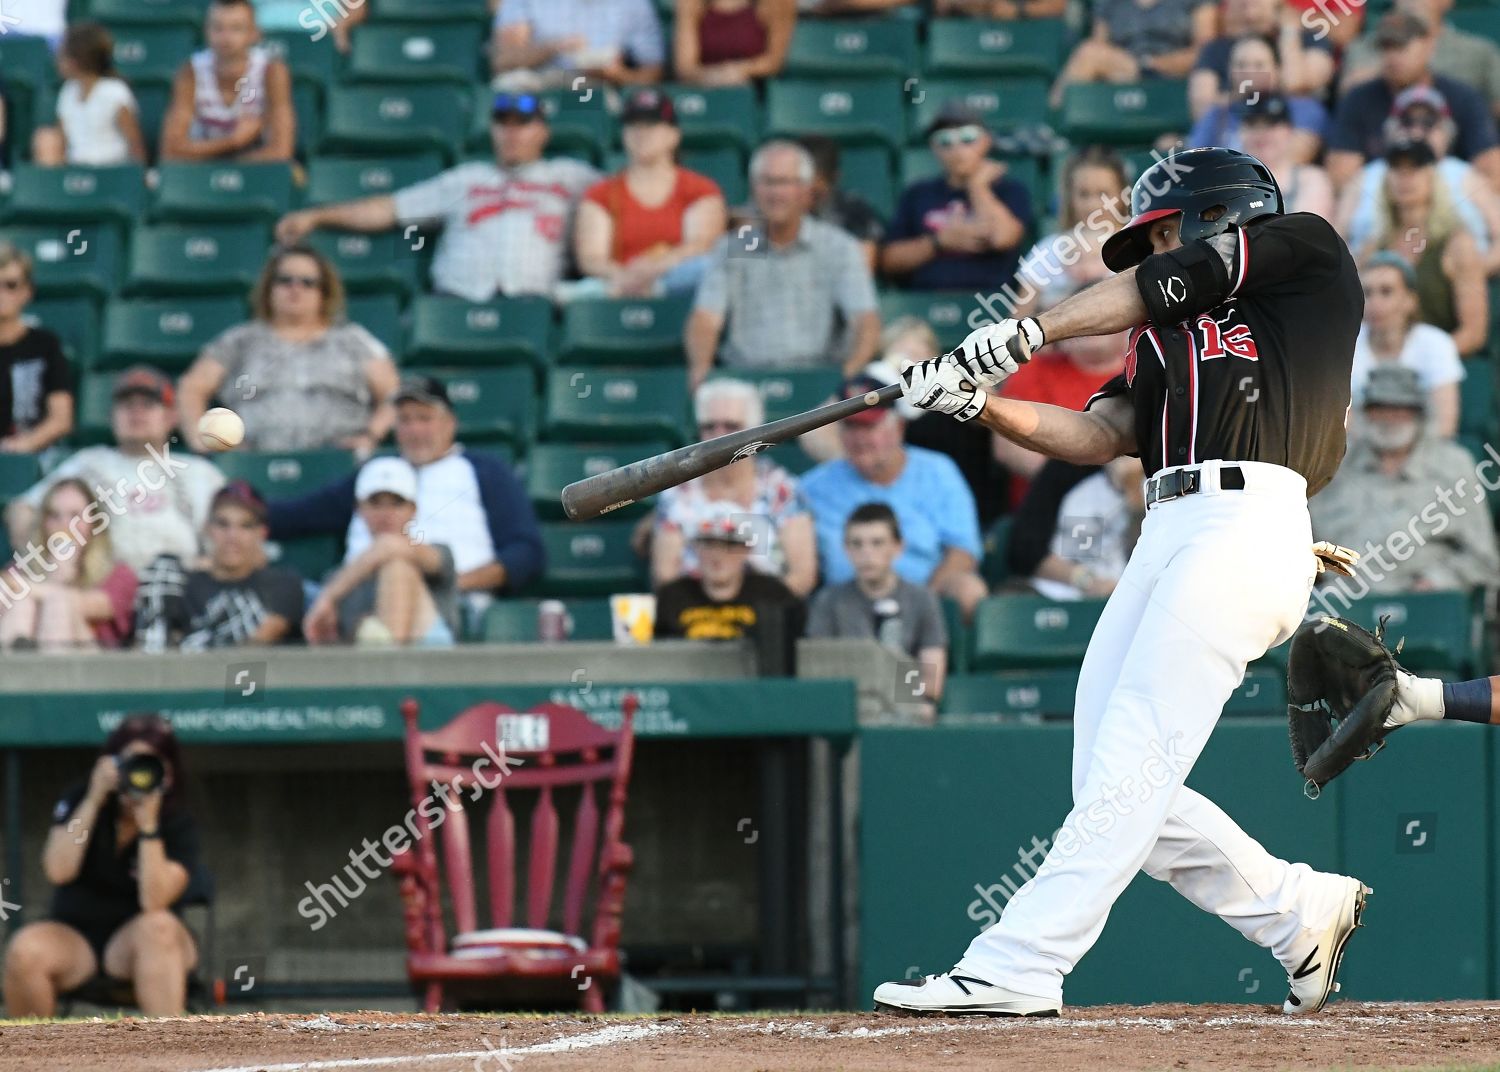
[[3, 714, 204, 1016]]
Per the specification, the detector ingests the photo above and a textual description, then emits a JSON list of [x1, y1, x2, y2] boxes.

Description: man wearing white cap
[[301, 456, 458, 647]]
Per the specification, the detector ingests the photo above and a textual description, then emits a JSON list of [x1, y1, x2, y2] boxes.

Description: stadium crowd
[[0, 0, 1491, 715]]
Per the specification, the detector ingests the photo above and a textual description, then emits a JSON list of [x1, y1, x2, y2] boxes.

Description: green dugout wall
[[861, 718, 1494, 1006]]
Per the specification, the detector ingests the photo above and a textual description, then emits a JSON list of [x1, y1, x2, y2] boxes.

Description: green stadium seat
[[99, 296, 245, 372], [1221, 668, 1287, 717], [323, 84, 472, 164], [898, 147, 1042, 202], [271, 535, 343, 581], [292, 81, 325, 160], [306, 153, 444, 205], [679, 146, 747, 205], [109, 24, 196, 86], [8, 223, 124, 301], [151, 162, 296, 222], [481, 597, 615, 643], [304, 230, 421, 301], [524, 441, 669, 519], [543, 366, 690, 444], [878, 290, 976, 351], [1340, 591, 1481, 678], [347, 23, 484, 84], [971, 594, 1107, 671], [663, 84, 759, 152], [405, 296, 554, 376], [765, 78, 906, 149], [135, 82, 172, 159], [909, 78, 1050, 143], [88, 0, 209, 26], [981, 514, 1013, 589], [925, 18, 1067, 78], [124, 222, 270, 297], [0, 453, 42, 501], [345, 294, 403, 355], [533, 521, 646, 597], [0, 36, 52, 91], [1459, 367, 1495, 442], [837, 144, 897, 221], [371, 0, 492, 20], [475, 90, 616, 162], [25, 297, 101, 367], [558, 296, 692, 365], [939, 669, 1080, 720], [261, 31, 341, 91], [784, 17, 919, 78], [76, 371, 117, 444], [717, 367, 842, 423], [4, 164, 148, 226], [407, 366, 536, 446], [1450, 8, 1500, 37], [213, 449, 357, 498], [1061, 82, 1192, 145]]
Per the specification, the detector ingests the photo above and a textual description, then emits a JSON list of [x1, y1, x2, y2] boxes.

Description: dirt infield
[[5, 1003, 1500, 1072]]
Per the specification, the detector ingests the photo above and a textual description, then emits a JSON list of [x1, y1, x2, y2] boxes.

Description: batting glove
[[901, 357, 987, 422], [950, 317, 1043, 389]]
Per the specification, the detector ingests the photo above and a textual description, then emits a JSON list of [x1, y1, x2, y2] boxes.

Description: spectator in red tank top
[[674, 0, 796, 86], [994, 316, 1128, 510], [569, 89, 728, 299]]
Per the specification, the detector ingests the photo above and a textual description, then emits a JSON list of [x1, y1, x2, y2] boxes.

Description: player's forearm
[[976, 396, 1127, 466], [1035, 268, 1146, 345]]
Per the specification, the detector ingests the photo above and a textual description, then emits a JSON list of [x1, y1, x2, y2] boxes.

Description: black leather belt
[[1145, 465, 1246, 509]]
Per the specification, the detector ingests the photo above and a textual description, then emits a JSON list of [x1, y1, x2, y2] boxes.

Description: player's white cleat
[[873, 970, 1061, 1017], [1281, 878, 1371, 1015]]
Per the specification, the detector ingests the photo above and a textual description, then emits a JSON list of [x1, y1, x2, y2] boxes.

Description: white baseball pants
[[955, 460, 1351, 1002]]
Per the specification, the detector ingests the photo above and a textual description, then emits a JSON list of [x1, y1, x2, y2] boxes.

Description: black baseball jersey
[[1085, 212, 1363, 497]]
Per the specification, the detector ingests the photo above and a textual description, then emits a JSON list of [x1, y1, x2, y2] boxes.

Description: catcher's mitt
[[1286, 615, 1400, 796]]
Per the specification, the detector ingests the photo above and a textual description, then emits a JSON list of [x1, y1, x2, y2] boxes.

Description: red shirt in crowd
[[582, 168, 722, 265], [1000, 350, 1123, 508]]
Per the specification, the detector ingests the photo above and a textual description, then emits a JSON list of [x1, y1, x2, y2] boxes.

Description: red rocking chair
[[392, 694, 637, 1012]]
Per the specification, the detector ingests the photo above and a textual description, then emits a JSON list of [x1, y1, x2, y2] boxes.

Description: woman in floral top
[[652, 377, 816, 596]]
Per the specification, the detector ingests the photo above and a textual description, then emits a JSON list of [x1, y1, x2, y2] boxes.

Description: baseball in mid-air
[[198, 407, 245, 451]]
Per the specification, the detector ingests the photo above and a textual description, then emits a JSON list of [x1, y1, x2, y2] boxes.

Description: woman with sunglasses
[[650, 377, 817, 597], [177, 246, 397, 456], [3, 714, 204, 1017], [1348, 252, 1464, 439]]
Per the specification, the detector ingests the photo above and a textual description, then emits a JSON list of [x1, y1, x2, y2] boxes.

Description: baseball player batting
[[875, 147, 1372, 1018]]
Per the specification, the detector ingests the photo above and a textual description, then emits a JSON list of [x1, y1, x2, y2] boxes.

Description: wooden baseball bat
[[562, 382, 904, 521]]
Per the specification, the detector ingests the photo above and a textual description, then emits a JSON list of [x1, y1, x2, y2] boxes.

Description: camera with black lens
[[116, 753, 165, 797]]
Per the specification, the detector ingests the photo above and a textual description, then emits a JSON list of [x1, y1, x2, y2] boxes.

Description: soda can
[[537, 600, 572, 642]]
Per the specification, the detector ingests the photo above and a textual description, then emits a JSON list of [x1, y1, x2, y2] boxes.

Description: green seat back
[[925, 18, 1067, 78], [558, 296, 692, 366], [1060, 81, 1192, 144], [1221, 668, 1287, 717], [524, 440, 670, 519], [663, 84, 759, 151], [304, 229, 421, 300], [679, 146, 747, 205], [971, 594, 1107, 670], [347, 22, 484, 84], [261, 31, 340, 91], [152, 162, 297, 222], [0, 453, 42, 501], [344, 293, 403, 355], [838, 144, 896, 221], [939, 669, 1080, 719], [713, 366, 842, 422], [213, 449, 358, 499], [100, 296, 245, 372], [784, 17, 919, 78], [1340, 591, 1480, 677], [89, 0, 208, 25], [306, 153, 444, 205], [765, 78, 906, 149], [543, 365, 690, 444], [405, 295, 554, 374], [909, 78, 1050, 143], [125, 221, 271, 296], [482, 597, 615, 643], [323, 84, 473, 163], [533, 521, 647, 597], [26, 297, 101, 368], [109, 23, 197, 85], [5, 164, 148, 226], [271, 534, 343, 582], [9, 223, 124, 301]]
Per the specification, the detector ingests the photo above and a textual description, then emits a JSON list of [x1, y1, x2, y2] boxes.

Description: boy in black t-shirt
[[135, 480, 305, 651], [654, 510, 803, 641], [0, 243, 73, 453]]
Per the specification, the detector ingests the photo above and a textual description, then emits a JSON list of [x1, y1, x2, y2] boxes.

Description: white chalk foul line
[[189, 1022, 679, 1072]]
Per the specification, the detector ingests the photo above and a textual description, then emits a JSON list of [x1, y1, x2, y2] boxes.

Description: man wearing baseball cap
[[268, 373, 544, 624], [881, 101, 1033, 293], [1338, 0, 1500, 115], [275, 90, 599, 301], [1327, 10, 1500, 190], [1311, 365, 1498, 594], [302, 456, 460, 647], [653, 504, 801, 641], [6, 365, 225, 574], [801, 375, 988, 620]]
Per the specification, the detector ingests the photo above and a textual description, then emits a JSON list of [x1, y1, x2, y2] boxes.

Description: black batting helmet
[[1101, 146, 1284, 272]]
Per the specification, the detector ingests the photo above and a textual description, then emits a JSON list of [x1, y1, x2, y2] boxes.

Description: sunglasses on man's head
[[931, 125, 984, 149], [274, 273, 320, 289]]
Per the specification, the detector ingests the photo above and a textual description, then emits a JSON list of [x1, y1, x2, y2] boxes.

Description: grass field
[[5, 1003, 1500, 1071]]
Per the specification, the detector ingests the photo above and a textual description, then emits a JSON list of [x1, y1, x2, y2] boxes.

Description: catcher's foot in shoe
[[873, 970, 1060, 1017], [1282, 877, 1371, 1015], [1384, 669, 1444, 730]]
